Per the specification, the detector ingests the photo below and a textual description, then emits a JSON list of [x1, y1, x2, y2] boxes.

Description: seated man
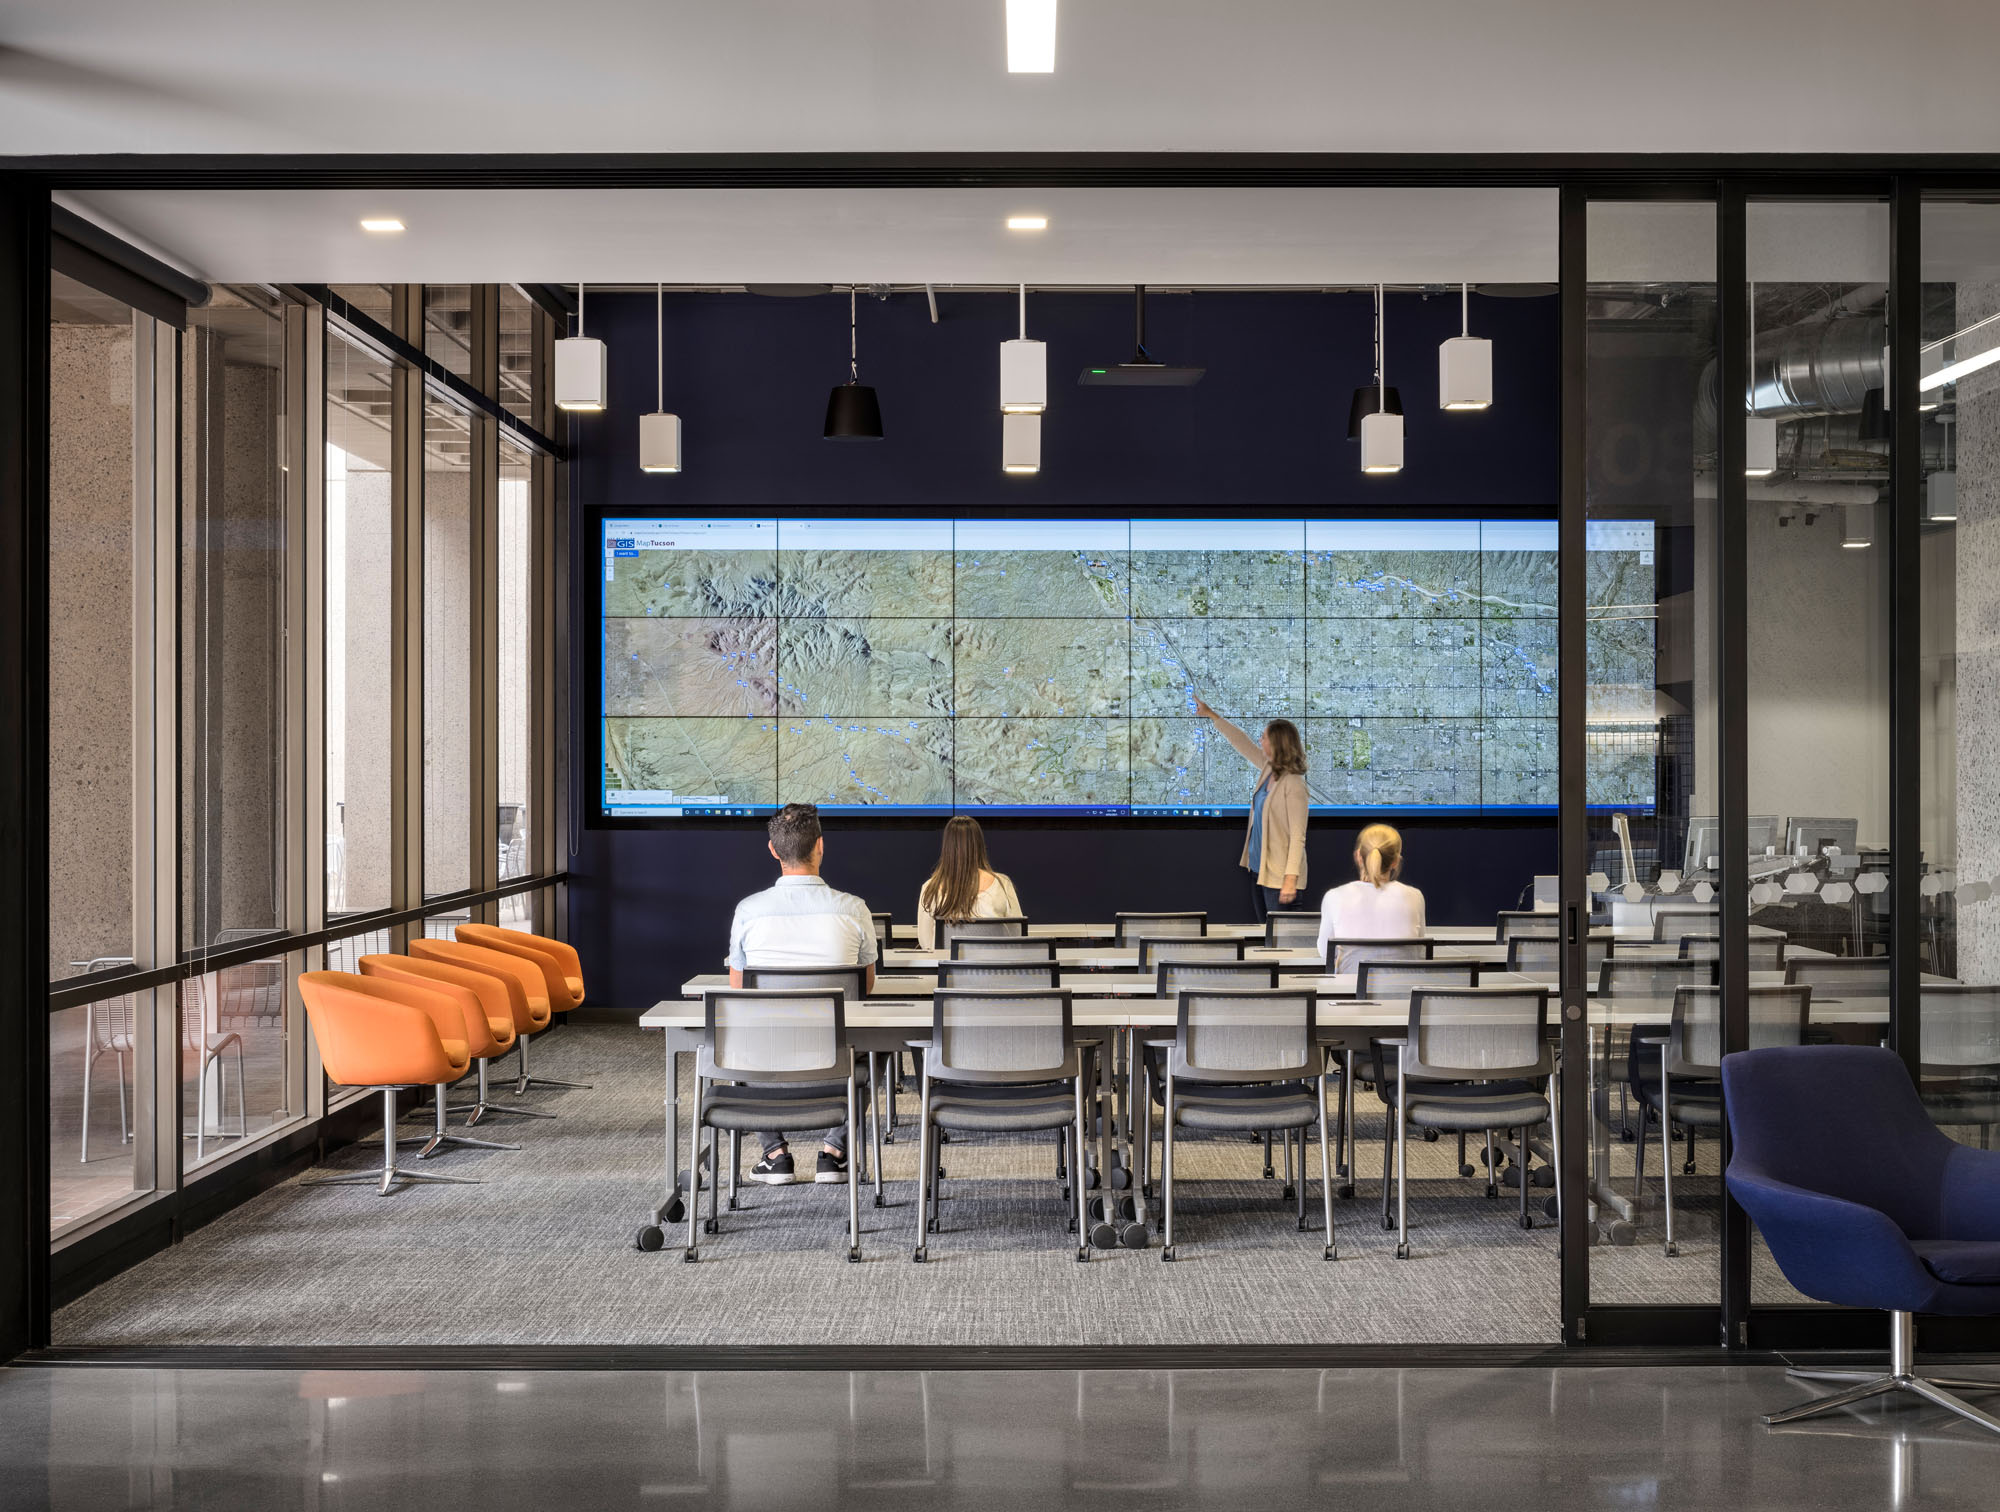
[[726, 802, 877, 1186]]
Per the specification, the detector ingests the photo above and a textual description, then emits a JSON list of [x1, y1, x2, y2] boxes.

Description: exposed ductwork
[[1695, 313, 1886, 438]]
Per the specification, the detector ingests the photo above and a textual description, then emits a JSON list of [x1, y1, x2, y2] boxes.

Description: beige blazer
[[1214, 716, 1309, 889]]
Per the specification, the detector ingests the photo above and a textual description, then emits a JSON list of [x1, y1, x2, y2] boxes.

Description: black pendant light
[[1346, 382, 1403, 441], [1858, 386, 1889, 442], [823, 286, 884, 440]]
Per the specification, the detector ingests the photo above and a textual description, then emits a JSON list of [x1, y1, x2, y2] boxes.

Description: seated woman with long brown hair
[[916, 815, 1023, 950]]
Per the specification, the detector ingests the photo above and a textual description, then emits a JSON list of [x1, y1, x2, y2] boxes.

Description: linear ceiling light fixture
[[554, 282, 608, 412], [1007, 0, 1057, 72], [824, 286, 884, 440], [1745, 280, 1777, 478], [1006, 216, 1048, 231], [1919, 343, 2000, 393], [639, 283, 682, 474], [359, 217, 404, 233], [1438, 282, 1493, 411], [1360, 284, 1404, 475]]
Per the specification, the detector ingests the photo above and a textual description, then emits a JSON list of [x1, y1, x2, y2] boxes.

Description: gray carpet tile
[[54, 1024, 1803, 1347]]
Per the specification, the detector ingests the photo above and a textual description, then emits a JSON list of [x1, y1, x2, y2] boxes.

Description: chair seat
[[931, 1089, 1077, 1133], [1384, 1078, 1534, 1106], [700, 1093, 854, 1133], [1911, 1239, 2000, 1287], [1922, 1089, 2000, 1125], [1173, 1087, 1319, 1132], [1403, 1089, 1550, 1132]]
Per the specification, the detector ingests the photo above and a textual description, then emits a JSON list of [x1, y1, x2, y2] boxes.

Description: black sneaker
[[749, 1152, 796, 1185], [815, 1151, 849, 1184]]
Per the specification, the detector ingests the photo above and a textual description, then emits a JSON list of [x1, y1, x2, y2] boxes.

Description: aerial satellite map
[[599, 517, 1654, 816]]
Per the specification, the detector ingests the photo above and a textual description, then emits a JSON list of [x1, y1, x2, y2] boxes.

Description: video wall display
[[599, 516, 1655, 817]]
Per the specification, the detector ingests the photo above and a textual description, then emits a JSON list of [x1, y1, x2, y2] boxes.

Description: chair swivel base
[[302, 1087, 485, 1197], [448, 1060, 558, 1124], [514, 1034, 592, 1096], [1765, 1312, 2000, 1436]]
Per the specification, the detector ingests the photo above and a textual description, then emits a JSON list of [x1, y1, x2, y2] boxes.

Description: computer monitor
[[1785, 815, 1859, 857], [1682, 815, 1782, 874], [1532, 875, 1559, 912]]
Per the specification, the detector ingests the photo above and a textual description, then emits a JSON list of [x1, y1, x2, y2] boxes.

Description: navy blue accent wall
[[565, 288, 1559, 1013]]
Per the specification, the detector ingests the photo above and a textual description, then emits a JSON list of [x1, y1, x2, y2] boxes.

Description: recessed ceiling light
[[1006, 216, 1048, 232], [1007, 0, 1057, 73], [359, 218, 404, 233]]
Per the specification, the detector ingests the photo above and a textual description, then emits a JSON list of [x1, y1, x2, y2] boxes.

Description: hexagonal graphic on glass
[[1621, 881, 1646, 903], [1964, 881, 1993, 905], [1821, 881, 1855, 905], [1855, 872, 1890, 895], [1783, 872, 1820, 896], [1586, 872, 1611, 893], [1658, 870, 1682, 894], [1750, 882, 1782, 906], [1692, 882, 1715, 903]]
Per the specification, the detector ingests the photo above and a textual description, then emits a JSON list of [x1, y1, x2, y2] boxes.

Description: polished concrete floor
[[2, 1363, 1997, 1509]]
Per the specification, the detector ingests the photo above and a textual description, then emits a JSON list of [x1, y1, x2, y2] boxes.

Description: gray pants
[[758, 1080, 868, 1156]]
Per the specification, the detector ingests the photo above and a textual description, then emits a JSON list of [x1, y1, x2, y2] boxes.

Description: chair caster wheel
[[1459, 1163, 1476, 1178], [727, 1197, 740, 1211], [1486, 1186, 1499, 1200], [873, 1194, 886, 1208], [1607, 1220, 1636, 1246], [937, 1166, 948, 1181], [912, 1248, 926, 1264], [1108, 1163, 1131, 1191], [635, 1225, 665, 1252], [702, 1218, 719, 1235], [1664, 1241, 1680, 1259], [1681, 1162, 1695, 1177], [1396, 1243, 1411, 1260], [926, 1217, 938, 1233], [847, 1247, 862, 1264], [1381, 1216, 1395, 1231], [1324, 1246, 1337, 1262], [1297, 1217, 1310, 1232], [1337, 1183, 1355, 1200], [682, 1251, 699, 1264], [1161, 1246, 1176, 1262], [1262, 1165, 1276, 1180], [1090, 1222, 1119, 1250], [1519, 1215, 1534, 1230], [1532, 1166, 1555, 1189], [1117, 1196, 1137, 1220], [1085, 1167, 1101, 1190], [1076, 1247, 1090, 1263], [1281, 1185, 1296, 1203], [1119, 1221, 1149, 1250], [1423, 1129, 1440, 1143], [1620, 1128, 1635, 1142], [938, 1130, 951, 1143], [1142, 1182, 1155, 1200], [1543, 1196, 1560, 1221], [663, 1198, 686, 1225]]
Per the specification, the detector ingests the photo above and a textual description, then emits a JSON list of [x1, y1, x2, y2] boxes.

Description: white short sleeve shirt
[[726, 874, 879, 971]]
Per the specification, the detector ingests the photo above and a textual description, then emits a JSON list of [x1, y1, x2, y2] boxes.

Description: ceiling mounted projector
[[1078, 286, 1205, 386]]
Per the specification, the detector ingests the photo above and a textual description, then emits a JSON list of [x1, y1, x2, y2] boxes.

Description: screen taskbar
[[600, 799, 1566, 818]]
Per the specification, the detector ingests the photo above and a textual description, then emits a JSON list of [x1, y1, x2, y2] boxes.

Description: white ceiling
[[64, 186, 1562, 285], [4, 0, 1999, 157]]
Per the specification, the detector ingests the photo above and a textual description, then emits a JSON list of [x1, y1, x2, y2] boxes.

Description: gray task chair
[[1114, 911, 1205, 944], [1653, 906, 1721, 943], [1325, 936, 1434, 972], [1633, 984, 1810, 1256], [1495, 911, 1560, 942], [939, 917, 1029, 948], [951, 938, 1056, 962], [684, 988, 866, 1264], [1387, 987, 1558, 1258], [1785, 955, 1891, 998], [1917, 985, 2000, 1147], [1135, 960, 1284, 1196], [735, 965, 881, 1202], [912, 989, 1090, 1263], [1677, 933, 1786, 970], [1158, 987, 1335, 1262], [1506, 936, 1609, 978], [937, 960, 1060, 991], [1353, 958, 1484, 1198], [1137, 936, 1244, 969], [870, 913, 895, 952], [1264, 912, 1323, 948]]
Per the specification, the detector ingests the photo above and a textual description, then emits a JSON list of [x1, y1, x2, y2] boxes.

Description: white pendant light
[[639, 283, 682, 474], [1842, 502, 1875, 549], [1360, 283, 1404, 475], [1000, 283, 1047, 414], [1929, 414, 1957, 522], [1746, 280, 1776, 477], [1002, 412, 1041, 475], [554, 282, 608, 412], [1438, 282, 1493, 411]]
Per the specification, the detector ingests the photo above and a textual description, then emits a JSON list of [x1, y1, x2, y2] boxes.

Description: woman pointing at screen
[[1192, 695, 1309, 923]]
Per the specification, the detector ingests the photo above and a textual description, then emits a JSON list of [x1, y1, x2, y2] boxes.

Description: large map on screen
[[599, 517, 1655, 817]]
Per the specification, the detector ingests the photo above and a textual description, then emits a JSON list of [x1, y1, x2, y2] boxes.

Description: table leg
[[1588, 1021, 1637, 1236]]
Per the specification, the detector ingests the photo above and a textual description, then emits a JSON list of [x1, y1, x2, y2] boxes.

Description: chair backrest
[[1507, 936, 1609, 978], [951, 937, 1056, 962], [937, 960, 1060, 990], [456, 922, 574, 1008], [1172, 988, 1317, 1082], [1668, 985, 1809, 1075], [1597, 957, 1719, 1007], [740, 964, 870, 1000], [929, 988, 1075, 1084], [939, 917, 1029, 945], [1264, 911, 1322, 947], [1137, 936, 1244, 969], [1158, 960, 1279, 996], [1405, 987, 1552, 1081], [1327, 936, 1433, 973], [1918, 985, 2000, 1074], [1114, 911, 1205, 943], [1677, 933, 1787, 971], [409, 936, 549, 1028], [1356, 958, 1479, 1002], [870, 912, 894, 949], [700, 988, 847, 1081], [1653, 905, 1721, 942], [296, 970, 459, 1087], [1785, 956, 1891, 997], [358, 952, 515, 1057], [1496, 910, 1560, 941]]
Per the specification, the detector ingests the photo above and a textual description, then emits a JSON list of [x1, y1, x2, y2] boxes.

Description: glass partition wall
[[45, 281, 561, 1267]]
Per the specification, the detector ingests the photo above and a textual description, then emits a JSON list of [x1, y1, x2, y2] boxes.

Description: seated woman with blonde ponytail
[[1314, 823, 1426, 970]]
